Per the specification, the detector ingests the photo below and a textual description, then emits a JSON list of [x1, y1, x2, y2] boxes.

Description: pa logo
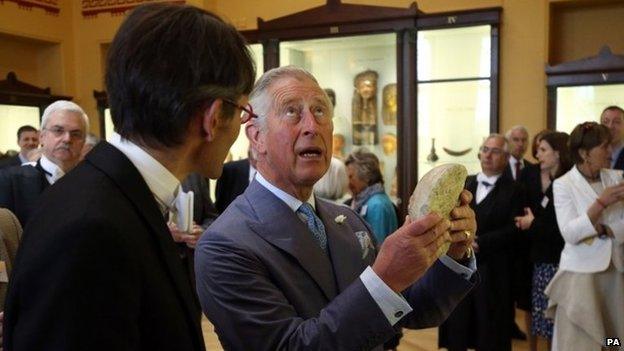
[[606, 337, 621, 347]]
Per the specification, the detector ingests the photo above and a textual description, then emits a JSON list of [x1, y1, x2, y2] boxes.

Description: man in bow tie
[[0, 100, 87, 227], [439, 134, 524, 351], [3, 4, 255, 351], [195, 66, 478, 351]]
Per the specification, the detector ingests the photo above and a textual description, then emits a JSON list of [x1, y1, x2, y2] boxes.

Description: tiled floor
[[202, 309, 551, 350]]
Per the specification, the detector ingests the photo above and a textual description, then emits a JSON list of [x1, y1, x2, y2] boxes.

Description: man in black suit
[[3, 4, 255, 351], [439, 134, 523, 351], [0, 101, 87, 226], [600, 105, 624, 170], [215, 150, 256, 213], [503, 125, 532, 181], [0, 125, 39, 169]]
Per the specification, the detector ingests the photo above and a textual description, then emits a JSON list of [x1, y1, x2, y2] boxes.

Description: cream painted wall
[[0, 0, 611, 142], [0, 0, 74, 97]]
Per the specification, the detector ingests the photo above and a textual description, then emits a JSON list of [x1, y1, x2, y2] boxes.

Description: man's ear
[[201, 99, 223, 142], [246, 121, 266, 156]]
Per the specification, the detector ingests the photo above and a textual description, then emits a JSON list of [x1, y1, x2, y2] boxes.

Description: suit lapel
[[316, 198, 366, 293], [245, 181, 338, 300], [85, 142, 203, 346], [34, 160, 51, 188]]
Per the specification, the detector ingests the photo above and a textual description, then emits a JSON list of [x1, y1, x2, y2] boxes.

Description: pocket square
[[355, 231, 374, 259]]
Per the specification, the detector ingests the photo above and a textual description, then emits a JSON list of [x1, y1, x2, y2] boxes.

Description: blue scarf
[[352, 183, 385, 214]]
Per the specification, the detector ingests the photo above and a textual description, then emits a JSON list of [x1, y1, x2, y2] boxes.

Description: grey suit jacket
[[195, 180, 475, 350]]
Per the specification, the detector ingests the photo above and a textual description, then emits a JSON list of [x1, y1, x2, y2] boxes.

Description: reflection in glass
[[280, 33, 397, 196], [556, 84, 624, 134], [418, 80, 491, 179], [0, 105, 40, 153], [418, 25, 491, 81]]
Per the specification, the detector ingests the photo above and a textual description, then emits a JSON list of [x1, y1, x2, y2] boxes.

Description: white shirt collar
[[18, 153, 29, 164], [509, 156, 524, 167], [255, 171, 315, 212], [108, 132, 180, 212], [40, 154, 64, 184]]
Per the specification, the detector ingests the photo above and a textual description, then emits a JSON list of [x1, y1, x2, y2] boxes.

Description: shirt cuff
[[439, 254, 476, 280], [360, 266, 413, 326]]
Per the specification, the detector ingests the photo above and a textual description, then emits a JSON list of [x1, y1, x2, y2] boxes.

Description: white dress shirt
[[39, 155, 65, 185], [508, 156, 524, 180], [255, 171, 476, 326], [475, 173, 501, 204], [108, 133, 193, 231]]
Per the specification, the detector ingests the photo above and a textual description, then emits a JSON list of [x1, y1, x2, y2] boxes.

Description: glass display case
[[547, 46, 624, 132], [244, 1, 500, 216], [0, 72, 71, 153], [417, 25, 494, 179], [280, 33, 398, 196]]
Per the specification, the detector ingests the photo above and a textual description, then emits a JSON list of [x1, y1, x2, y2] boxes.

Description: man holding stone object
[[195, 66, 478, 350]]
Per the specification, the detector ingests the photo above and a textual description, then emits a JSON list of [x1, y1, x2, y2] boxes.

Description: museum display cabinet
[[0, 72, 70, 153], [546, 46, 624, 134], [241, 0, 501, 216]]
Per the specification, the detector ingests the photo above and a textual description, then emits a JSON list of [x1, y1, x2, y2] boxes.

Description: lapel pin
[[334, 214, 347, 224]]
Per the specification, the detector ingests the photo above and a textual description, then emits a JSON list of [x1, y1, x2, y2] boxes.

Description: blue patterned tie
[[297, 203, 328, 252]]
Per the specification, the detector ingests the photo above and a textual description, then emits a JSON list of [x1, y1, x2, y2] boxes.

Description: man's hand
[[168, 222, 204, 248], [372, 213, 451, 293], [514, 207, 534, 231], [446, 190, 477, 261]]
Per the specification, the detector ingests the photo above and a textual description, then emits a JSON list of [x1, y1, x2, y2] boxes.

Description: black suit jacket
[[439, 174, 523, 351], [0, 156, 21, 170], [613, 147, 624, 171], [0, 161, 50, 227], [181, 173, 219, 230], [215, 158, 249, 213], [3, 142, 205, 351], [502, 157, 533, 182]]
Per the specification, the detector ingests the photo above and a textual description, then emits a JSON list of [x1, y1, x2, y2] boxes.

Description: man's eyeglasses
[[44, 127, 85, 140], [479, 146, 505, 155], [222, 99, 258, 124]]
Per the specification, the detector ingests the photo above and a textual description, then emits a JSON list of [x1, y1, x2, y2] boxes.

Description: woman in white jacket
[[549, 121, 624, 350]]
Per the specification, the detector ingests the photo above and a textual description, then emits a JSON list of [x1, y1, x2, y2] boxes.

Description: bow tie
[[481, 181, 492, 187]]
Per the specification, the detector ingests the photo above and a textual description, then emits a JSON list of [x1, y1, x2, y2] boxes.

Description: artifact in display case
[[382, 83, 397, 125], [351, 70, 378, 145], [332, 133, 346, 160], [381, 133, 397, 155], [426, 138, 439, 162]]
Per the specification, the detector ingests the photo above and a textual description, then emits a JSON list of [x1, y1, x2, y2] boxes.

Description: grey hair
[[482, 133, 509, 153], [313, 157, 348, 201], [505, 125, 528, 139], [249, 65, 331, 131], [345, 148, 384, 186], [41, 100, 89, 132]]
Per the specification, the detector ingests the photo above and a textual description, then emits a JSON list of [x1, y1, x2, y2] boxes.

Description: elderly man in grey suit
[[195, 66, 478, 351]]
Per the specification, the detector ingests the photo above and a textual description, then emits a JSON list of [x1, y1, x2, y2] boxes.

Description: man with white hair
[[195, 66, 478, 350], [0, 100, 88, 226], [503, 125, 532, 181], [439, 134, 523, 351]]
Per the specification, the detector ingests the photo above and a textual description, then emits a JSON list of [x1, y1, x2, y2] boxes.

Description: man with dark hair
[[0, 125, 39, 169], [4, 3, 255, 351], [600, 105, 624, 170]]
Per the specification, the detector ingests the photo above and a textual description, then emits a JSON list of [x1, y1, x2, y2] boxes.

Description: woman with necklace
[[546, 122, 624, 350], [515, 131, 572, 351]]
